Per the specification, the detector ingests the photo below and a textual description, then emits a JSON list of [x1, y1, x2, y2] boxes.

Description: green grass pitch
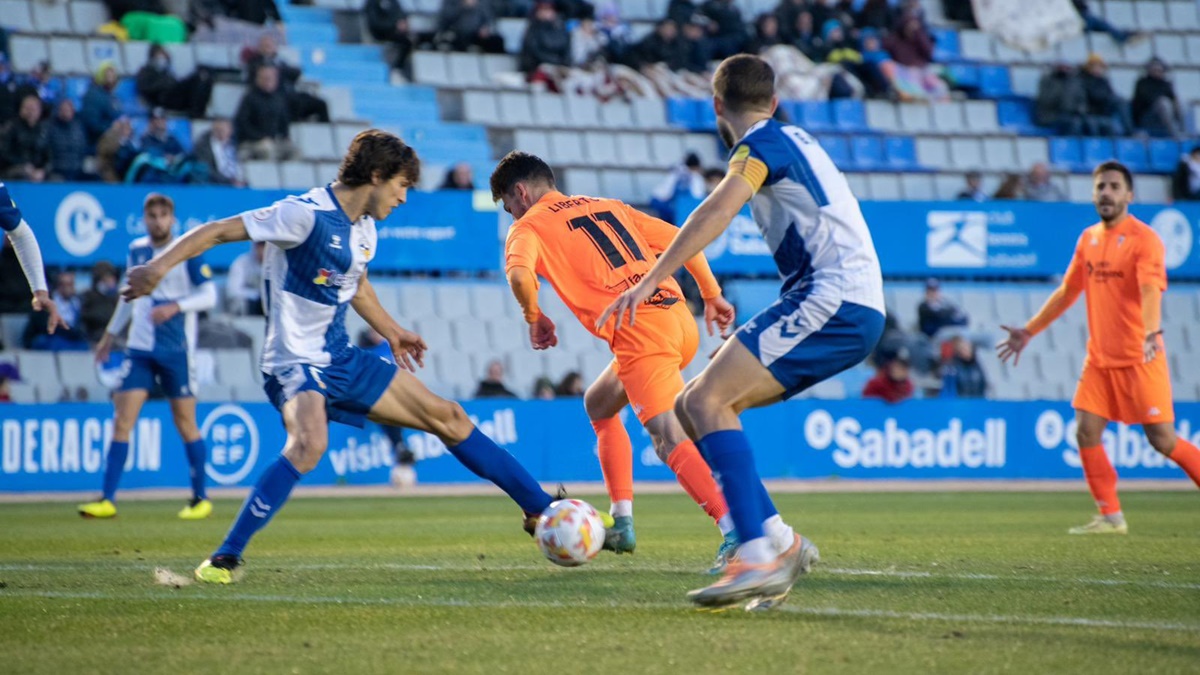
[[2, 491, 1198, 674]]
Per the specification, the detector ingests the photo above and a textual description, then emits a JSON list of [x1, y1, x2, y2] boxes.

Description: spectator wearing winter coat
[[520, 2, 572, 75], [700, 0, 748, 59], [863, 351, 915, 404], [81, 61, 121, 144], [46, 99, 91, 181], [1132, 58, 1183, 138], [941, 337, 987, 398], [234, 64, 296, 160], [437, 0, 507, 53], [1080, 53, 1129, 135], [1035, 62, 1088, 135], [194, 118, 244, 186], [1172, 146, 1200, 201], [2, 95, 50, 182], [364, 0, 415, 76], [135, 44, 214, 119]]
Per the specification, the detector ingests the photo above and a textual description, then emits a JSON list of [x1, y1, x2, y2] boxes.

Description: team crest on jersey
[[359, 240, 372, 261], [1117, 235, 1126, 247], [200, 263, 213, 279], [313, 268, 351, 287]]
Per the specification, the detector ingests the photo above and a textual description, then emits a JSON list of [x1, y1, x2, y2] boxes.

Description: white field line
[[2, 561, 1199, 591], [3, 588, 1198, 633]]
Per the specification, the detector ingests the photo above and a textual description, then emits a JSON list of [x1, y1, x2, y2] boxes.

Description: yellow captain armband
[[728, 144, 768, 193]]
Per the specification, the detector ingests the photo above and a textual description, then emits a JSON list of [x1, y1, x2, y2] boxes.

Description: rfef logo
[[202, 404, 259, 485], [1149, 208, 1194, 270], [55, 192, 116, 257], [926, 211, 988, 268]]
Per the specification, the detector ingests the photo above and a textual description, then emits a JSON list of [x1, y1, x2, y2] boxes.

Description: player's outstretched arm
[[122, 217, 249, 300], [597, 175, 752, 331], [996, 283, 1083, 365], [351, 271, 426, 370], [506, 266, 556, 350]]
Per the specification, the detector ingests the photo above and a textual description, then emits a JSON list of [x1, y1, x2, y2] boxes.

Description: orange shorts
[[610, 303, 699, 424], [1072, 354, 1175, 425]]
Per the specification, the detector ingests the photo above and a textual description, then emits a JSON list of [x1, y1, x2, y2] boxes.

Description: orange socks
[[591, 417, 633, 504], [667, 440, 730, 523], [1079, 445, 1121, 515], [1169, 438, 1200, 488]]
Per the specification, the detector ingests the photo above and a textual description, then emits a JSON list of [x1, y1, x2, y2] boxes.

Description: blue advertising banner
[[679, 198, 1200, 280], [6, 183, 501, 272], [1, 399, 1195, 493]]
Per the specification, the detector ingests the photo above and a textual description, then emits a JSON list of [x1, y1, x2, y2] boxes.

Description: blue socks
[[697, 430, 769, 542], [101, 440, 129, 502], [448, 427, 552, 514], [184, 439, 208, 501], [214, 456, 301, 559]]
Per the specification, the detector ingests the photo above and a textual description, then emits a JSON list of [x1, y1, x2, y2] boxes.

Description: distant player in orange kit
[[491, 151, 739, 570], [998, 161, 1200, 534]]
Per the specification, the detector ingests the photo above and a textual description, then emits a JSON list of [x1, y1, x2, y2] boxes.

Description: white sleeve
[[6, 221, 49, 293], [240, 198, 316, 250], [226, 256, 249, 301], [106, 297, 133, 336], [176, 281, 218, 313]]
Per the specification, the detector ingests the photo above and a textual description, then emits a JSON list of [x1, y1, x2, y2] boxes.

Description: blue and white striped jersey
[[241, 185, 378, 374], [120, 237, 216, 354], [729, 119, 885, 312]]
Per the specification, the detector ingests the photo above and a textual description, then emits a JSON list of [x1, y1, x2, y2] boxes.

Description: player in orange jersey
[[998, 161, 1200, 534], [491, 151, 739, 569]]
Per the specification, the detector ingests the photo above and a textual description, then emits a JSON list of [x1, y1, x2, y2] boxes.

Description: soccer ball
[[534, 499, 606, 567]]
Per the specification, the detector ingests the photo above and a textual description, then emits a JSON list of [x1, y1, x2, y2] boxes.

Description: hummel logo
[[249, 497, 272, 518], [330, 234, 343, 249]]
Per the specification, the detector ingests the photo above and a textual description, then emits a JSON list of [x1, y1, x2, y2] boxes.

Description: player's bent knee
[[285, 428, 329, 474], [1144, 427, 1177, 455], [677, 382, 716, 429], [427, 399, 472, 445]]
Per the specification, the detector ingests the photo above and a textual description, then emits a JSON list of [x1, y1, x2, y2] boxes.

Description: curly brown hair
[[338, 129, 420, 187]]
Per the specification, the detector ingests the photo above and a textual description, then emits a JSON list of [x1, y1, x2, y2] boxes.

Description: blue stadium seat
[[306, 61, 390, 84], [286, 23, 340, 46], [666, 98, 695, 129], [364, 100, 442, 124], [1148, 139, 1182, 173], [831, 99, 867, 132], [112, 78, 147, 116], [1049, 137, 1084, 171], [931, 28, 961, 62], [794, 100, 835, 132], [977, 65, 1011, 97], [996, 99, 1045, 134], [693, 100, 717, 131], [301, 45, 385, 68], [884, 136, 919, 170], [818, 135, 850, 166], [129, 117, 194, 153], [946, 63, 979, 90], [1082, 137, 1116, 167], [851, 136, 884, 170], [279, 4, 334, 24], [1115, 138, 1148, 172]]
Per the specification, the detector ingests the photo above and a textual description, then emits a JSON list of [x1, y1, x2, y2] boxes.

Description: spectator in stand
[[24, 271, 89, 351], [520, 2, 572, 77], [475, 359, 518, 398], [862, 348, 915, 403], [246, 35, 330, 123], [194, 118, 244, 186], [747, 13, 784, 54], [882, 15, 948, 101], [15, 61, 64, 118], [533, 376, 556, 399], [0, 54, 20, 125], [596, 3, 633, 65], [47, 99, 92, 181], [856, 0, 892, 33], [955, 171, 986, 201], [556, 0, 595, 19], [140, 107, 186, 161], [1080, 53, 1129, 136], [234, 65, 297, 161], [226, 241, 265, 316], [81, 62, 121, 144], [555, 371, 584, 397], [1025, 162, 1066, 202], [1035, 62, 1087, 135], [918, 277, 969, 339], [775, 0, 809, 42], [225, 0, 282, 25], [136, 44, 214, 119], [365, 0, 415, 79], [667, 0, 699, 25], [813, 0, 856, 36], [649, 152, 705, 223], [993, 173, 1023, 200], [1072, 0, 1142, 45], [80, 261, 120, 344], [1132, 58, 1183, 139], [97, 116, 137, 182], [571, 16, 606, 66], [437, 0, 507, 53], [941, 336, 987, 398], [1173, 145, 1200, 201], [816, 19, 859, 63], [441, 163, 475, 190], [679, 18, 713, 73], [703, 167, 724, 193], [2, 95, 50, 182], [700, 0, 748, 59], [789, 11, 821, 61], [857, 28, 896, 98]]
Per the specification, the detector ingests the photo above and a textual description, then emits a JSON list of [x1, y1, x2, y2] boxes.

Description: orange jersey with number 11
[[505, 191, 720, 343]]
